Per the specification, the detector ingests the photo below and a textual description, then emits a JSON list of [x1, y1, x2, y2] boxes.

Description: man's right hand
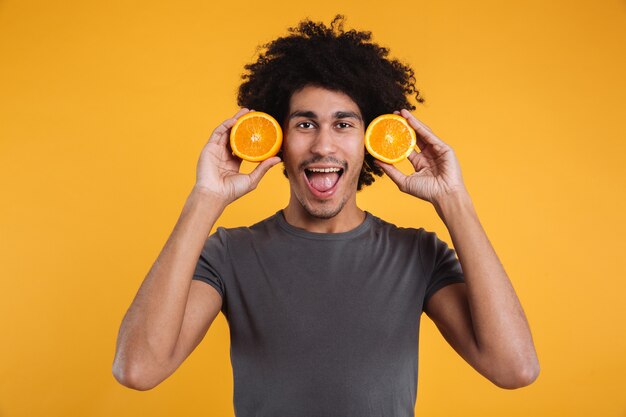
[[194, 108, 282, 205]]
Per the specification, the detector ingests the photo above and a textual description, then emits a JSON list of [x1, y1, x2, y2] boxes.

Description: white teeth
[[307, 167, 341, 173]]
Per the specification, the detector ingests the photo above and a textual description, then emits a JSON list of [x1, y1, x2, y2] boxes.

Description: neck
[[282, 198, 366, 233]]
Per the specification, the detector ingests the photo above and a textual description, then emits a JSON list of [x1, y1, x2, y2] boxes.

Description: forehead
[[288, 85, 361, 116]]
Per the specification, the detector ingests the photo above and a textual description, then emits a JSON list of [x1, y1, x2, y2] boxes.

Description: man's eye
[[336, 122, 352, 128], [297, 122, 314, 129]]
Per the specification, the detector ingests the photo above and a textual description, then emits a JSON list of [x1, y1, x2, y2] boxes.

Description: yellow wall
[[1, 1, 625, 416]]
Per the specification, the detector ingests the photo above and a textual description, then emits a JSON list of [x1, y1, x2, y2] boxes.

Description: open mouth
[[304, 167, 345, 198]]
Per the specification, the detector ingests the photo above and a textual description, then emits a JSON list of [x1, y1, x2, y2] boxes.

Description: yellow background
[[1, 0, 625, 416]]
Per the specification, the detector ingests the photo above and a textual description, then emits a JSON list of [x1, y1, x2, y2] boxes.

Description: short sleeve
[[418, 228, 465, 305], [192, 227, 229, 300]]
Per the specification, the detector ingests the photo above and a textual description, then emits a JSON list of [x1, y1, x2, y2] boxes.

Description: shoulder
[[367, 214, 454, 259], [367, 212, 426, 241], [209, 211, 281, 244]]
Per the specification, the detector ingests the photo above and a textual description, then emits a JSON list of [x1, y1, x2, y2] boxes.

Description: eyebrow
[[288, 110, 362, 121], [335, 111, 362, 121]]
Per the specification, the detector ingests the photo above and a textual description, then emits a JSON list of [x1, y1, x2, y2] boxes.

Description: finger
[[374, 160, 408, 192], [400, 108, 433, 132], [407, 150, 430, 173], [393, 110, 425, 150], [407, 149, 421, 166], [232, 107, 251, 119], [247, 156, 282, 189], [208, 117, 237, 146], [231, 152, 244, 170], [415, 136, 427, 152], [208, 108, 251, 146], [399, 109, 448, 148]]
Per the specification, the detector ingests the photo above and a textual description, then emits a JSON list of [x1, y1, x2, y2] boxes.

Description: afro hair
[[237, 15, 424, 190]]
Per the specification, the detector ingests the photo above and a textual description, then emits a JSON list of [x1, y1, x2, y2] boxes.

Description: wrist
[[432, 188, 475, 224], [190, 185, 230, 210]]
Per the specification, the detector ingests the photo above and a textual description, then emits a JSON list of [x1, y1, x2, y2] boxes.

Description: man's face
[[282, 85, 365, 219]]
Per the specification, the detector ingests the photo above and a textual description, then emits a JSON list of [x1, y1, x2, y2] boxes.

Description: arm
[[112, 109, 280, 390], [426, 191, 539, 388], [376, 109, 539, 389]]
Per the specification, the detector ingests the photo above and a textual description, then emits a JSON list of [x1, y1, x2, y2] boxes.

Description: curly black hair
[[237, 15, 424, 190]]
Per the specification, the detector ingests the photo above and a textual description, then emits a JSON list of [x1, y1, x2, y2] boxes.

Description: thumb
[[248, 156, 282, 189], [375, 160, 408, 192]]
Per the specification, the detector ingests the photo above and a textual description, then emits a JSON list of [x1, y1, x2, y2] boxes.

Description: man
[[113, 16, 539, 416]]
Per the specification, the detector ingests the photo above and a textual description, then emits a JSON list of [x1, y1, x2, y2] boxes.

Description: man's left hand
[[375, 109, 467, 205]]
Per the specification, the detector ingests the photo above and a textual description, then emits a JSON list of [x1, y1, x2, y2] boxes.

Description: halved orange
[[229, 111, 283, 162], [365, 114, 417, 164]]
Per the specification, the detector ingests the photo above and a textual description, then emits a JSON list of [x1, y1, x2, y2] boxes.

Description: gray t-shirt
[[193, 210, 464, 417]]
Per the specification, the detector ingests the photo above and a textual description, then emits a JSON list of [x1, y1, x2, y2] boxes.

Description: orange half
[[230, 111, 283, 162], [365, 114, 417, 164]]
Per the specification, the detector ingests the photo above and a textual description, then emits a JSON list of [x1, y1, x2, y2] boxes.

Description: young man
[[113, 16, 539, 416]]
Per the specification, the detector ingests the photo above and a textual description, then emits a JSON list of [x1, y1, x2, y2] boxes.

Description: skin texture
[[112, 86, 539, 391], [282, 86, 367, 233]]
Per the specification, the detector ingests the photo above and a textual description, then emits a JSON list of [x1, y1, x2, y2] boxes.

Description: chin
[[300, 197, 348, 220]]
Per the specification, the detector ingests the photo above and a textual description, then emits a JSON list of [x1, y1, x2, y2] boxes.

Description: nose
[[309, 126, 337, 156]]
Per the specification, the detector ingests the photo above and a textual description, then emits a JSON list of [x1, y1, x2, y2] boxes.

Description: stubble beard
[[284, 154, 361, 220], [297, 192, 350, 219]]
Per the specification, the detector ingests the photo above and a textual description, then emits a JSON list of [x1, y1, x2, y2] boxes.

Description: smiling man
[[113, 16, 539, 417]]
